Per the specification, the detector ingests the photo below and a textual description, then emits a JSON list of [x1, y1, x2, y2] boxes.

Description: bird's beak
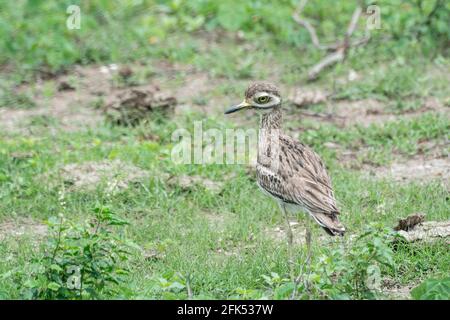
[[224, 100, 252, 114]]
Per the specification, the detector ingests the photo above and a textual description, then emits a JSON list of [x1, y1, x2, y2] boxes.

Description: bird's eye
[[257, 96, 270, 104]]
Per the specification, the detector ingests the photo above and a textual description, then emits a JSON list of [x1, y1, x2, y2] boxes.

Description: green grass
[[285, 111, 449, 165], [0, 114, 448, 298], [0, 0, 449, 299]]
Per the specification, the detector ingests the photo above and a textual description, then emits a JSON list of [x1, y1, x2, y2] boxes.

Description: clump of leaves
[[22, 206, 135, 299], [314, 224, 396, 299], [260, 272, 295, 300], [152, 271, 190, 300], [411, 277, 450, 300], [256, 224, 397, 300]]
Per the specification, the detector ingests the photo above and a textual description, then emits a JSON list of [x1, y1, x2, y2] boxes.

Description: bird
[[225, 82, 345, 288]]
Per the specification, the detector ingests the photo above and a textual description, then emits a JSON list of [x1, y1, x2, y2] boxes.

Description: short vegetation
[[0, 1, 448, 299]]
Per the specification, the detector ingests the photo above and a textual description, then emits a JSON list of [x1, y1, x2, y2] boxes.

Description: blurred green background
[[1, 0, 448, 79]]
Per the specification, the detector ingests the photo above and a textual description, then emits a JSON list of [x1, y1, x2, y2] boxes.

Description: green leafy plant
[[261, 272, 295, 300], [411, 277, 450, 300], [314, 224, 396, 299], [143, 271, 194, 300], [22, 206, 135, 299], [240, 224, 397, 300]]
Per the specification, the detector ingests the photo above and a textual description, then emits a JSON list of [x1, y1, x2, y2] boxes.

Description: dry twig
[[292, 0, 339, 51], [293, 0, 371, 80]]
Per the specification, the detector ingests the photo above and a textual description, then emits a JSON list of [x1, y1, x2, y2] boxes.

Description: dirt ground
[[2, 62, 448, 185], [2, 61, 449, 229], [0, 218, 48, 241], [1, 62, 448, 300]]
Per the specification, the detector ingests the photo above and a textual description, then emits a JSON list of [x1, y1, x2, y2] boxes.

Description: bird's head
[[225, 82, 281, 115]]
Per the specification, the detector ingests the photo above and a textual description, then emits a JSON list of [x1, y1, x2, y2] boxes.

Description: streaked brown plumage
[[225, 82, 345, 237]]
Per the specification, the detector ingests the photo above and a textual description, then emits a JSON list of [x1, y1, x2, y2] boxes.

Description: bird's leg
[[304, 216, 313, 293], [291, 215, 313, 299], [280, 203, 294, 282]]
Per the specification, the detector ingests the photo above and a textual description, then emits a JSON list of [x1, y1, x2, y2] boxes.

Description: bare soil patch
[[289, 88, 329, 107], [170, 72, 212, 103], [288, 96, 448, 128], [0, 218, 48, 241], [1, 69, 104, 133], [200, 210, 238, 245], [166, 173, 236, 195], [381, 278, 413, 300], [59, 160, 149, 191], [374, 158, 450, 188], [0, 62, 181, 133], [264, 220, 329, 246], [203, 211, 229, 232], [325, 135, 449, 186], [265, 221, 305, 245], [103, 86, 177, 125], [1, 61, 237, 134]]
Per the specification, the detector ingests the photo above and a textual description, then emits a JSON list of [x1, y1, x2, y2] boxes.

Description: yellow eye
[[257, 96, 270, 104]]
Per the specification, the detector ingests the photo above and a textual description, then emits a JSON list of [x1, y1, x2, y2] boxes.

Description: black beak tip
[[224, 105, 244, 115]]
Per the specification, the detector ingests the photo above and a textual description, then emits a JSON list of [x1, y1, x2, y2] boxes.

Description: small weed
[[313, 224, 396, 300], [18, 206, 135, 299], [411, 277, 450, 300], [234, 224, 397, 300]]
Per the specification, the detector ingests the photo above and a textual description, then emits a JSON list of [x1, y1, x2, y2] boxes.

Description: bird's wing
[[275, 135, 338, 211], [256, 135, 344, 235]]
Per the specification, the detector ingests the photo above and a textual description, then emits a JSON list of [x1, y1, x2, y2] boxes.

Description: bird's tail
[[310, 211, 346, 236]]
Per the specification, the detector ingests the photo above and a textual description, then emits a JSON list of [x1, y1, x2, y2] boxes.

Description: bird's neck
[[260, 106, 282, 130], [258, 106, 282, 168]]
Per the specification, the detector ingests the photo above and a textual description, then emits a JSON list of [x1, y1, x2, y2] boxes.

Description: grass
[[0, 1, 449, 299], [286, 111, 449, 166], [0, 114, 448, 298]]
